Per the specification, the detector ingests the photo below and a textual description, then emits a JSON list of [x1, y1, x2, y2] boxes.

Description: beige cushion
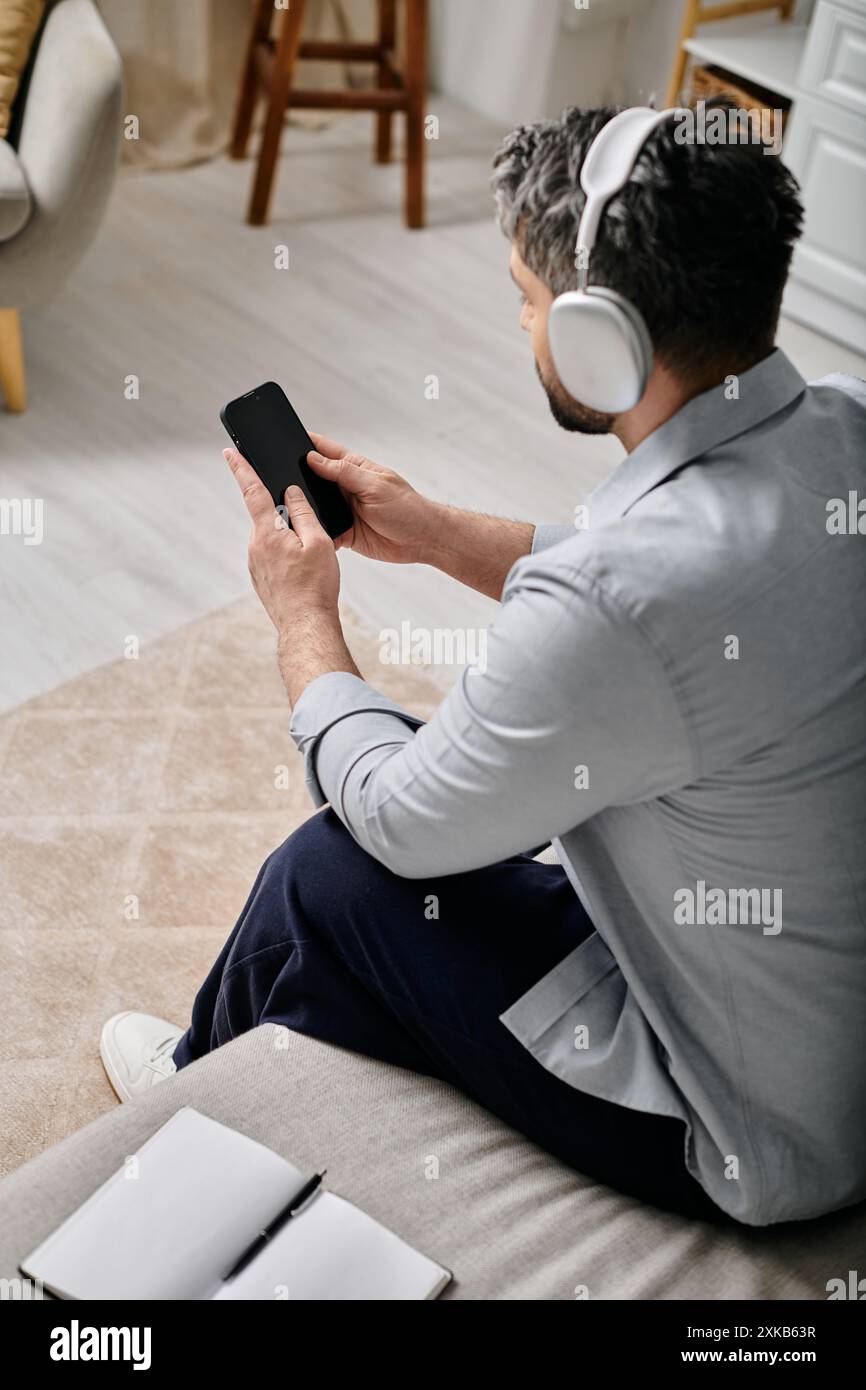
[[0, 0, 45, 139], [0, 1024, 862, 1299]]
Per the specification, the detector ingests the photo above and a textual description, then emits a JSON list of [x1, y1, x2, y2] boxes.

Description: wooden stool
[[231, 0, 428, 228], [665, 0, 795, 107]]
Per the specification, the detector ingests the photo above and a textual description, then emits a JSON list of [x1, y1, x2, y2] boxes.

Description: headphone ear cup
[[548, 288, 653, 414]]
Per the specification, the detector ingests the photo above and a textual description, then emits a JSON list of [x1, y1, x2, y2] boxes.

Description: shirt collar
[[585, 348, 807, 527]]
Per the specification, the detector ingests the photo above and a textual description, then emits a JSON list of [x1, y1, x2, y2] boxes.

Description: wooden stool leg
[[0, 309, 26, 413], [665, 0, 700, 107], [247, 0, 307, 225], [231, 0, 272, 160], [375, 0, 397, 164], [404, 0, 427, 229]]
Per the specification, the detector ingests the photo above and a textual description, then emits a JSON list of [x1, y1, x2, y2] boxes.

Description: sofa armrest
[[2, 0, 122, 305], [0, 138, 30, 241]]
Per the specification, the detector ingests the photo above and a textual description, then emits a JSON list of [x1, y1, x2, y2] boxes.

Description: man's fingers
[[284, 485, 328, 545], [224, 447, 274, 524], [308, 431, 348, 459], [307, 446, 389, 492], [306, 448, 363, 495]]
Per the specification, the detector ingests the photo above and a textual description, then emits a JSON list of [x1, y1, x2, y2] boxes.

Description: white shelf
[[683, 14, 810, 99]]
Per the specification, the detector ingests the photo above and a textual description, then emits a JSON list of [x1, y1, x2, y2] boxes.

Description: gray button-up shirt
[[291, 350, 866, 1226]]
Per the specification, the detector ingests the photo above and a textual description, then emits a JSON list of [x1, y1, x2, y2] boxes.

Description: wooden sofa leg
[[0, 309, 26, 412]]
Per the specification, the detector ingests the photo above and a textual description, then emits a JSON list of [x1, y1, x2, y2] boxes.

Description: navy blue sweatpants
[[174, 809, 723, 1221]]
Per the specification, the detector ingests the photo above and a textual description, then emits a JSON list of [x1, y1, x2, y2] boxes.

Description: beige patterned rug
[[0, 597, 446, 1177]]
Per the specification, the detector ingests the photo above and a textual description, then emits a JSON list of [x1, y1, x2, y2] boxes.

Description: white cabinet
[[798, 0, 866, 116], [782, 0, 866, 351], [678, 0, 866, 351]]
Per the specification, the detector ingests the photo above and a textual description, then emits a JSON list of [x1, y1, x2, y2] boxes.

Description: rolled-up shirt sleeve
[[532, 522, 577, 553], [290, 552, 696, 878], [291, 675, 426, 810]]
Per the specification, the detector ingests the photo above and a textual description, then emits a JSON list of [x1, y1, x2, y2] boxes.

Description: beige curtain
[[98, 0, 379, 170]]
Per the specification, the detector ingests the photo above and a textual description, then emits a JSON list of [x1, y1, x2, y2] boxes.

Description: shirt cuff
[[532, 523, 576, 554], [290, 670, 425, 810]]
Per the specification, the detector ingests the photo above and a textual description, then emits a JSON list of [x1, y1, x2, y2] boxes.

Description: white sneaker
[[100, 1011, 183, 1102]]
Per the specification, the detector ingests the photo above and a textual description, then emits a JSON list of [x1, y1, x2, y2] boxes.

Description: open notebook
[[20, 1109, 451, 1301]]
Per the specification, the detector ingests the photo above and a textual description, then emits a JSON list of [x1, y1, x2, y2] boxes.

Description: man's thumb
[[283, 484, 324, 542]]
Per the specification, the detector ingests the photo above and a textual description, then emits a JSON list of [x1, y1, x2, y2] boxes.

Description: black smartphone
[[220, 381, 353, 540]]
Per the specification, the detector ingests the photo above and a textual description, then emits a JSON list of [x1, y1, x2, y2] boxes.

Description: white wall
[[429, 0, 679, 123], [430, 0, 818, 127], [428, 0, 562, 126]]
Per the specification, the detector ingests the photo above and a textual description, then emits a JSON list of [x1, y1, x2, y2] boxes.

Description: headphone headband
[[575, 106, 685, 289]]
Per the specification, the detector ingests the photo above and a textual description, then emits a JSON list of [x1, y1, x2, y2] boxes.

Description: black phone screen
[[221, 382, 353, 540]]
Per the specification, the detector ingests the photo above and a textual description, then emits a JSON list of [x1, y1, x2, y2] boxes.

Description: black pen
[[223, 1170, 327, 1281]]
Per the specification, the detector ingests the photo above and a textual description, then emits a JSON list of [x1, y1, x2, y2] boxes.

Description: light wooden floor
[[1, 98, 863, 712]]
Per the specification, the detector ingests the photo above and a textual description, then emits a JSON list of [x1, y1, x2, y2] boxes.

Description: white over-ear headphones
[[548, 106, 686, 415]]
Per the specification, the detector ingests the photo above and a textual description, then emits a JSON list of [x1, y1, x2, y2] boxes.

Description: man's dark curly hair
[[491, 103, 804, 387]]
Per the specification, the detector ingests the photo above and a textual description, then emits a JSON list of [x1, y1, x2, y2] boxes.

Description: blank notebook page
[[21, 1109, 302, 1301], [213, 1193, 450, 1301]]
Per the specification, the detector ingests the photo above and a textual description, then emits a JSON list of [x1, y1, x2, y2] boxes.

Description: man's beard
[[535, 359, 613, 435]]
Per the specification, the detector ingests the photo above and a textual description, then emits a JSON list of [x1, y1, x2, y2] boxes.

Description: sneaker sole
[[99, 1012, 135, 1102]]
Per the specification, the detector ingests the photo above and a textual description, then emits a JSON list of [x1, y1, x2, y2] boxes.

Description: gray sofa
[[1, 1023, 863, 1299], [0, 0, 122, 410]]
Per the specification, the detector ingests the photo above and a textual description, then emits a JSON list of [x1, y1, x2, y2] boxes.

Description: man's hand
[[308, 433, 535, 601], [307, 433, 440, 565], [225, 447, 360, 706], [226, 447, 340, 633]]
